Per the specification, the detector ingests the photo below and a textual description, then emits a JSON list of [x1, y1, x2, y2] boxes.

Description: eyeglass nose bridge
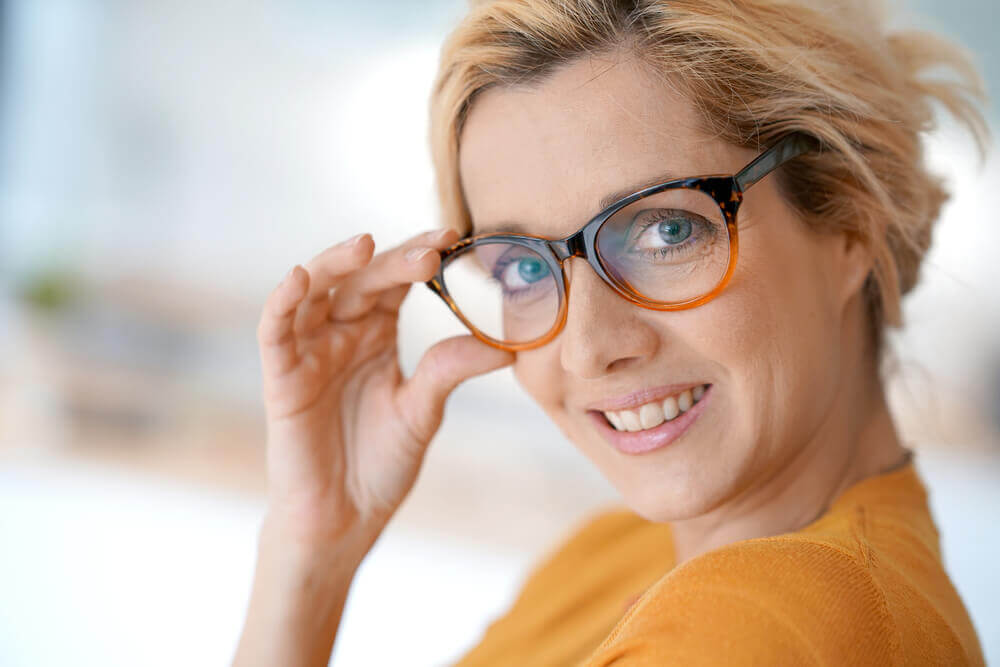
[[548, 231, 588, 263]]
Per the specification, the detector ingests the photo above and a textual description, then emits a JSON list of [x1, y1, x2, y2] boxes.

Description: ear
[[834, 230, 873, 311]]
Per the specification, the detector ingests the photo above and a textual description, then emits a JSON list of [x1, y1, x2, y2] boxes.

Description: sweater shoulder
[[585, 535, 903, 666]]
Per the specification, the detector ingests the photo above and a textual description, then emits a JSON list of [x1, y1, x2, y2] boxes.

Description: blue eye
[[483, 244, 555, 302], [658, 219, 692, 244], [516, 257, 550, 284], [617, 210, 706, 259], [494, 255, 552, 297]]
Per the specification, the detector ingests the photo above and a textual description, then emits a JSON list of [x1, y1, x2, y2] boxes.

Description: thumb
[[394, 334, 515, 444]]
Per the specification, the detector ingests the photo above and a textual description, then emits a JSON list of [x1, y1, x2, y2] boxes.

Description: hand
[[256, 228, 514, 554]]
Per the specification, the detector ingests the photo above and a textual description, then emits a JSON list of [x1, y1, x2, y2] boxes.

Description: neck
[[669, 346, 909, 568]]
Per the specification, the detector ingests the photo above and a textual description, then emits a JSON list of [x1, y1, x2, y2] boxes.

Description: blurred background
[[0, 0, 997, 665]]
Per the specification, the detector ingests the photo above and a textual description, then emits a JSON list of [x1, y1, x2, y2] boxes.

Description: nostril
[[606, 356, 643, 374]]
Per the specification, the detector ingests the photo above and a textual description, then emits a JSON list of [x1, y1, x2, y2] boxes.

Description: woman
[[233, 0, 989, 665]]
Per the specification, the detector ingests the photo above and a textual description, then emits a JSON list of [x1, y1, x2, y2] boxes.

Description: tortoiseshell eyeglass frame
[[425, 133, 818, 352]]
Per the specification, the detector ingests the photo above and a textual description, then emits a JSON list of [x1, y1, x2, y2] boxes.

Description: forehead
[[458, 54, 750, 237]]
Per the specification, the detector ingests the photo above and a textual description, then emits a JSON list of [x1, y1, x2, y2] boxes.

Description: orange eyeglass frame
[[426, 133, 818, 352]]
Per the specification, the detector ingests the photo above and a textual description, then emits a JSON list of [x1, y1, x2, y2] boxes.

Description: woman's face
[[458, 54, 870, 522]]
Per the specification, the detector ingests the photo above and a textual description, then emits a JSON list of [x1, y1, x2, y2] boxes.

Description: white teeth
[[662, 395, 679, 421], [605, 411, 624, 431], [601, 384, 709, 432], [620, 409, 642, 432], [677, 389, 693, 412], [639, 402, 665, 430]]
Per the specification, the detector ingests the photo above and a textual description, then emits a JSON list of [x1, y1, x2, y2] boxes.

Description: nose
[[557, 257, 659, 379]]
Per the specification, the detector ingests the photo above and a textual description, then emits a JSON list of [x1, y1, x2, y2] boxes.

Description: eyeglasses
[[426, 133, 817, 352]]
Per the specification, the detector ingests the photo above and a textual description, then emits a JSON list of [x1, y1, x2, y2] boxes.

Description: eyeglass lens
[[441, 186, 730, 346]]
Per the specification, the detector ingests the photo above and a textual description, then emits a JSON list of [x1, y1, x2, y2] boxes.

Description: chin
[[616, 476, 722, 523], [567, 409, 742, 524]]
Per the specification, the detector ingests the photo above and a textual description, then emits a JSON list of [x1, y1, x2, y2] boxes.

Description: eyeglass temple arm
[[735, 134, 818, 192]]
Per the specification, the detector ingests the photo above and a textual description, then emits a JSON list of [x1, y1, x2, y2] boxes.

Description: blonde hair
[[428, 0, 990, 360]]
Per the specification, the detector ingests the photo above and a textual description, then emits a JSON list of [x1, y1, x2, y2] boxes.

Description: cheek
[[720, 226, 843, 456], [513, 348, 564, 412], [511, 345, 592, 444]]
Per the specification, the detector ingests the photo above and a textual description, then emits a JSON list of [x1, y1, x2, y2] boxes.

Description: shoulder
[[583, 535, 901, 666], [510, 504, 672, 605], [523, 504, 669, 578], [452, 506, 675, 665]]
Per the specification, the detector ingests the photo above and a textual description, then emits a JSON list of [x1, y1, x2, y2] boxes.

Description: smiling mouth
[[597, 383, 710, 432]]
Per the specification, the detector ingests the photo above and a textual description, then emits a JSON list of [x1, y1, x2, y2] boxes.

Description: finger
[[329, 245, 439, 321], [373, 283, 411, 314], [329, 228, 457, 320], [394, 335, 515, 445], [329, 228, 459, 321], [293, 233, 376, 335], [257, 265, 310, 375]]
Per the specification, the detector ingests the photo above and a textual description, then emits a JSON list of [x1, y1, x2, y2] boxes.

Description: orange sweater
[[454, 455, 984, 666]]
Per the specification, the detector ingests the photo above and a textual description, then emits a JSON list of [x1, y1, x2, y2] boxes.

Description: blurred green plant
[[17, 269, 79, 311]]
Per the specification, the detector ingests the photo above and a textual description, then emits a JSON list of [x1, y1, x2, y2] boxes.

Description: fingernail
[[284, 265, 298, 281], [406, 247, 432, 263], [343, 232, 368, 247], [433, 228, 457, 242]]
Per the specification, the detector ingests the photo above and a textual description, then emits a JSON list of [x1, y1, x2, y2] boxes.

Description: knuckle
[[330, 325, 358, 353], [420, 352, 450, 390]]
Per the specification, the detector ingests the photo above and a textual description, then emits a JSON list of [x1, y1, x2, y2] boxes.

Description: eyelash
[[489, 255, 549, 300], [625, 210, 713, 259], [482, 207, 716, 294]]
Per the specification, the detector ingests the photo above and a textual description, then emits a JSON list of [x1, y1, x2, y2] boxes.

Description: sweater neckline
[[797, 446, 920, 533]]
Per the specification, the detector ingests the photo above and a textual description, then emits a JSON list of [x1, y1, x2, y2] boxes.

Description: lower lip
[[588, 384, 713, 455]]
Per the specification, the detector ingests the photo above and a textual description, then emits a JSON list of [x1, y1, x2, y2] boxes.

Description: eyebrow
[[473, 168, 682, 236]]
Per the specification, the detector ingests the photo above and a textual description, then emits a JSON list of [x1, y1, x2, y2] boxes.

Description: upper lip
[[583, 382, 711, 413]]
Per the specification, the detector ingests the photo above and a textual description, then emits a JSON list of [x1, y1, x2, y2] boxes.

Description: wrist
[[258, 509, 376, 575], [233, 515, 371, 667], [261, 487, 394, 559]]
